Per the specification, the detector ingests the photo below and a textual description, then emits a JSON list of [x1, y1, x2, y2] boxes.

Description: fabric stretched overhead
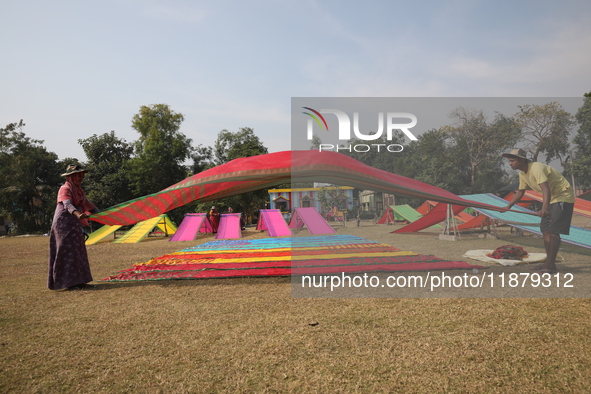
[[91, 150, 512, 226]]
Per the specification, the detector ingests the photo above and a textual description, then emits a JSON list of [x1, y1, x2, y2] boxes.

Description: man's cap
[[502, 148, 530, 162]]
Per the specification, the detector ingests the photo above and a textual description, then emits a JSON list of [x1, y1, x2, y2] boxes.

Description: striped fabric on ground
[[102, 235, 482, 282]]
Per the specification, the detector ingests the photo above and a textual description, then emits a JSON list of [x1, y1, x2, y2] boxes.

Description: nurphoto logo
[[302, 107, 418, 153]]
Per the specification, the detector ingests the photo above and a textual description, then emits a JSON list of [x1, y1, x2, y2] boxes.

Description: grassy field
[[1, 219, 591, 393]]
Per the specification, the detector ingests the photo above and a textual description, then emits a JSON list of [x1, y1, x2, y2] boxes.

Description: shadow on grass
[[495, 233, 591, 256], [92, 275, 292, 291]]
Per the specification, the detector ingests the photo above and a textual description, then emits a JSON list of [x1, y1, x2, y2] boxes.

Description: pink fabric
[[289, 207, 336, 235], [169, 213, 207, 242], [215, 213, 242, 239], [257, 209, 292, 237]]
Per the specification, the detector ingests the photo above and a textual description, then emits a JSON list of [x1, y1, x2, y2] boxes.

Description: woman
[[208, 206, 220, 233], [47, 164, 99, 290]]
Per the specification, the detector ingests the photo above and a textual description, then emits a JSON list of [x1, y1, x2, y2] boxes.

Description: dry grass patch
[[1, 223, 591, 392]]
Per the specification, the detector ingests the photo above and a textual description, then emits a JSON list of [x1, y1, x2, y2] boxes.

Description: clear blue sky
[[2, 0, 590, 162]]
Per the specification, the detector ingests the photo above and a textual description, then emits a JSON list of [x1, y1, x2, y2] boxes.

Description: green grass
[[1, 223, 591, 393]]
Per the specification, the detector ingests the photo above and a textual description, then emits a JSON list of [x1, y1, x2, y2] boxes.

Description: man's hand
[[538, 206, 549, 218], [538, 182, 551, 218]]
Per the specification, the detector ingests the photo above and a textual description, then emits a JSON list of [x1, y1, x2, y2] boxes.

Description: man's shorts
[[540, 202, 574, 235]]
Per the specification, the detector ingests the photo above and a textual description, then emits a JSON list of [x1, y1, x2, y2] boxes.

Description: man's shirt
[[519, 162, 575, 204]]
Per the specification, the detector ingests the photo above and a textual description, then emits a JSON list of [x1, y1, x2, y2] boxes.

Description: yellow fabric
[[136, 250, 420, 266], [156, 216, 178, 234], [166, 243, 395, 256], [85, 224, 122, 245], [113, 215, 177, 244], [518, 162, 575, 204]]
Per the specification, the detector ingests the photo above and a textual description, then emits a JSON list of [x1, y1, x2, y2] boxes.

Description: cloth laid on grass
[[257, 209, 292, 237], [461, 193, 591, 250], [169, 213, 212, 242], [90, 150, 512, 226], [85, 224, 122, 245], [463, 250, 551, 267], [289, 207, 336, 235], [112, 215, 177, 244], [102, 235, 483, 281]]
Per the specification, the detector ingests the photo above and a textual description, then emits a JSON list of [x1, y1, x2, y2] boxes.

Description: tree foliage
[[404, 129, 467, 193], [78, 131, 135, 209], [0, 120, 62, 232], [4, 99, 589, 233], [442, 108, 521, 192], [343, 132, 406, 171], [341, 108, 520, 195], [316, 186, 350, 213], [213, 127, 268, 165], [207, 128, 269, 223], [309, 135, 323, 150], [190, 145, 215, 174], [514, 102, 575, 164], [572, 92, 591, 190], [128, 104, 193, 196]]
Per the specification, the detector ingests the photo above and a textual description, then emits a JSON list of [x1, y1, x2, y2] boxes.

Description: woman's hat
[[61, 163, 89, 177], [502, 148, 530, 162]]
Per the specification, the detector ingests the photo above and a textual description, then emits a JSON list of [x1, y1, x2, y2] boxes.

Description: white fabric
[[463, 250, 549, 266]]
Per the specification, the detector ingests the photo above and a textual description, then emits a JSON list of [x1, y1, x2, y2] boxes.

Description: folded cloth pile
[[487, 245, 528, 260]]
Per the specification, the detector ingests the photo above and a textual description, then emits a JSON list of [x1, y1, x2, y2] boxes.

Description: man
[[503, 149, 575, 273]]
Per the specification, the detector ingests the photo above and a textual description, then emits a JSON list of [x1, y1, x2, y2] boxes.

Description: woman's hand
[[74, 211, 89, 220]]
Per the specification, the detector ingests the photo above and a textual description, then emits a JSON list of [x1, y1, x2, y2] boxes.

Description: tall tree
[[211, 128, 269, 223], [342, 132, 408, 172], [309, 135, 323, 150], [572, 92, 591, 190], [213, 127, 268, 165], [78, 131, 135, 209], [442, 107, 521, 191], [190, 144, 215, 174], [514, 102, 575, 164], [128, 104, 193, 196], [403, 129, 467, 194], [0, 121, 62, 233]]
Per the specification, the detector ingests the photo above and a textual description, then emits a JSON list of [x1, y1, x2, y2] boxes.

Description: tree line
[[2, 94, 590, 234], [334, 95, 591, 197], [0, 104, 268, 233]]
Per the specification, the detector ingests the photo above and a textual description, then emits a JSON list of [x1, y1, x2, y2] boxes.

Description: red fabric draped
[[91, 150, 508, 226]]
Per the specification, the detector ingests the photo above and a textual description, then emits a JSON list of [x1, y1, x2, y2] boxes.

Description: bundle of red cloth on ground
[[487, 245, 528, 260]]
